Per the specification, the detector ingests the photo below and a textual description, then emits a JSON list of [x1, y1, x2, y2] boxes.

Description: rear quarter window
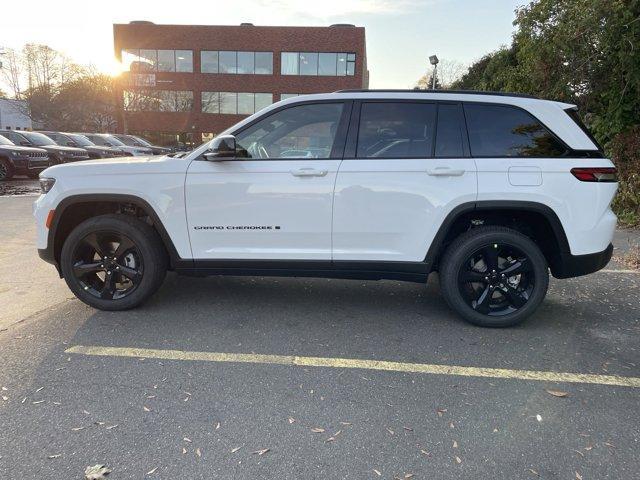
[[464, 103, 568, 157]]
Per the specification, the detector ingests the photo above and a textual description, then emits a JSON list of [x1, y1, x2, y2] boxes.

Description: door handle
[[426, 167, 465, 177], [290, 168, 328, 177]]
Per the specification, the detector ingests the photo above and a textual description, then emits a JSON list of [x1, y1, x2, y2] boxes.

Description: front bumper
[[552, 243, 613, 279]]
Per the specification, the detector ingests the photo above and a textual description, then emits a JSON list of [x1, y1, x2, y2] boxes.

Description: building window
[[201, 92, 274, 114], [200, 51, 273, 75], [281, 52, 356, 76], [124, 90, 193, 112], [121, 49, 193, 73], [280, 93, 300, 100]]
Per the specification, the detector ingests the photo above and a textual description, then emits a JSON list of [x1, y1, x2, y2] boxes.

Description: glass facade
[[201, 92, 274, 115], [201, 51, 273, 75], [122, 49, 193, 73], [124, 90, 194, 112], [281, 52, 356, 76]]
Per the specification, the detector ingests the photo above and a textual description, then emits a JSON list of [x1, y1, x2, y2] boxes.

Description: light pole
[[429, 55, 439, 89]]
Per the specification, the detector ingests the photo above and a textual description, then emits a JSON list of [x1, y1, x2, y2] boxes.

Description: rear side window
[[435, 103, 466, 157], [356, 102, 436, 158], [464, 103, 567, 157]]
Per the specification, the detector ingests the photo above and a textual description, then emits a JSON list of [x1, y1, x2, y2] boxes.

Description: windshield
[[132, 135, 152, 147], [90, 135, 126, 147], [115, 135, 144, 147], [20, 131, 55, 146], [0, 136, 13, 146], [67, 134, 95, 147]]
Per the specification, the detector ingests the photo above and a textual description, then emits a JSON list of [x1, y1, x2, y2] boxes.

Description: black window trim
[[196, 99, 354, 162]]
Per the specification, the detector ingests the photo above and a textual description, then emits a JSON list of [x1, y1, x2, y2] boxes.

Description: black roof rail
[[333, 89, 539, 99]]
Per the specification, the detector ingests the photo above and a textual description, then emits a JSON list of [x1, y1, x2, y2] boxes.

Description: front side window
[[464, 103, 567, 157], [356, 102, 436, 158], [235, 103, 344, 159]]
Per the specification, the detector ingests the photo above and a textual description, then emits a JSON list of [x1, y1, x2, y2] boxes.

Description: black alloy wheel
[[457, 243, 533, 316], [71, 231, 143, 300]]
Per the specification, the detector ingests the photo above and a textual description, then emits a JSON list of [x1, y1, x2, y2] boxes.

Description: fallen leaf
[[47, 454, 62, 459], [536, 415, 542, 422], [325, 430, 341, 442], [35, 387, 44, 393], [405, 475, 414, 479], [2, 396, 9, 401], [288, 418, 295, 424], [449, 422, 455, 429], [84, 464, 111, 479], [340, 422, 352, 426], [311, 427, 325, 433], [183, 397, 189, 402], [373, 469, 382, 476], [94, 422, 105, 426], [196, 448, 202, 457], [403, 426, 413, 432], [146, 467, 158, 475], [106, 425, 118, 430], [32, 400, 45, 405], [453, 440, 458, 448], [455, 456, 462, 464], [231, 446, 242, 453], [420, 449, 431, 456], [182, 448, 187, 454], [436, 408, 447, 417], [183, 437, 192, 443], [143, 406, 151, 412], [584, 444, 594, 451], [386, 428, 395, 436], [71, 427, 86, 431], [146, 395, 156, 399], [546, 390, 568, 398], [528, 469, 539, 476], [572, 449, 584, 457], [575, 472, 583, 480], [252, 448, 270, 456], [21, 397, 27, 404], [215, 422, 221, 430]]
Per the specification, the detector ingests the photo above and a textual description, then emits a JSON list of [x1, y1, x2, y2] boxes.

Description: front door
[[186, 101, 350, 260], [332, 101, 478, 262]]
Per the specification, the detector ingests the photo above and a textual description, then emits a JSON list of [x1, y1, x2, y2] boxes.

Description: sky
[[1, 0, 524, 88]]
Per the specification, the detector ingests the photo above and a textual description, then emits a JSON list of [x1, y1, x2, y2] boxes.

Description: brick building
[[113, 22, 368, 148]]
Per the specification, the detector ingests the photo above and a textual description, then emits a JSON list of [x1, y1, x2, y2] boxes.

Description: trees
[[415, 59, 465, 89], [0, 44, 117, 131]]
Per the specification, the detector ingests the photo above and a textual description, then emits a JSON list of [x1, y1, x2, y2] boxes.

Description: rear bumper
[[552, 243, 613, 279]]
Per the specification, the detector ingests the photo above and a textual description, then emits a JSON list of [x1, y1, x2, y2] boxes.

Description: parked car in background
[[0, 131, 90, 166], [40, 132, 126, 159], [112, 134, 171, 156], [0, 134, 51, 180], [81, 133, 153, 157]]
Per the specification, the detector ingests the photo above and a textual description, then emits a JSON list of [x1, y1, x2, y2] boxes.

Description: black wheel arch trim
[[44, 194, 183, 273], [423, 200, 572, 275]]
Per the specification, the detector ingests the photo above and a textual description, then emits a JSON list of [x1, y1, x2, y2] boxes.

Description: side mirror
[[203, 135, 236, 161]]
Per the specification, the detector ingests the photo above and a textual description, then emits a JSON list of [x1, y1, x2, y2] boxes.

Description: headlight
[[39, 177, 56, 194]]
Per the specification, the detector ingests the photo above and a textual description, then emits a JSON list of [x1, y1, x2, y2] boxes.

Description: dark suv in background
[[112, 134, 171, 155], [0, 134, 51, 180], [0, 131, 90, 165], [40, 132, 126, 159]]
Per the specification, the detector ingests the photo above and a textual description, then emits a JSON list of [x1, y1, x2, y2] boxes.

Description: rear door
[[332, 100, 477, 262]]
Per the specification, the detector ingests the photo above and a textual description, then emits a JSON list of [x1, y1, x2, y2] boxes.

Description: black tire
[[0, 158, 14, 181], [439, 226, 549, 327], [60, 214, 167, 311]]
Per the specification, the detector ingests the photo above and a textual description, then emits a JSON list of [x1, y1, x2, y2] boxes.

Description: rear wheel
[[439, 226, 549, 327], [0, 158, 14, 181], [60, 214, 167, 310]]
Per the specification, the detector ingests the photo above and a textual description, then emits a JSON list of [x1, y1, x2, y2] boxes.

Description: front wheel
[[439, 226, 549, 327], [60, 214, 167, 311], [0, 159, 14, 181]]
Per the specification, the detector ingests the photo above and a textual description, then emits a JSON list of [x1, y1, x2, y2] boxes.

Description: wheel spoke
[[501, 259, 531, 276], [114, 236, 136, 260], [100, 272, 117, 299], [474, 285, 493, 314], [83, 233, 110, 258], [460, 270, 486, 283], [73, 261, 103, 278], [502, 285, 528, 309], [117, 264, 142, 284], [482, 246, 499, 271]]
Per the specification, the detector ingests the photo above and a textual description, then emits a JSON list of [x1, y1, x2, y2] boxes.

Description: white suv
[[33, 91, 617, 327]]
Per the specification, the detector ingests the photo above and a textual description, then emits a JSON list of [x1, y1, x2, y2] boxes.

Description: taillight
[[570, 167, 617, 182]]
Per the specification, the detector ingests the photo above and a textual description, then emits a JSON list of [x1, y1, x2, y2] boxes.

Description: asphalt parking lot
[[1, 186, 639, 479]]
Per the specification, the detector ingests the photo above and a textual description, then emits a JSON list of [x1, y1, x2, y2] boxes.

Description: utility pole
[[429, 55, 439, 90]]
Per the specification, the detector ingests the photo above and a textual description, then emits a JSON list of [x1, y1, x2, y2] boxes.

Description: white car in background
[[81, 133, 153, 156]]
